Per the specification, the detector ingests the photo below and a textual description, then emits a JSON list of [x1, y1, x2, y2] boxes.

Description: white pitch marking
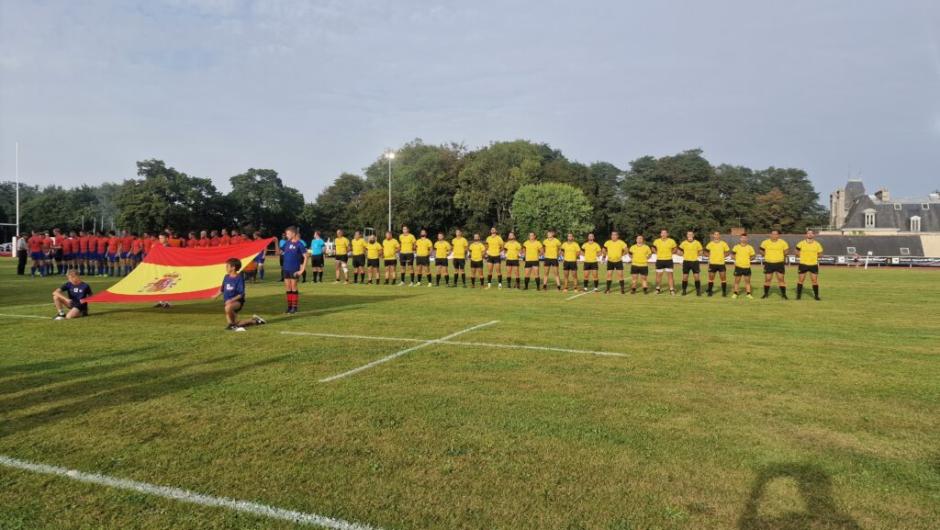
[[565, 291, 589, 301], [282, 330, 627, 358], [0, 313, 47, 320], [318, 320, 499, 382], [0, 455, 382, 530]]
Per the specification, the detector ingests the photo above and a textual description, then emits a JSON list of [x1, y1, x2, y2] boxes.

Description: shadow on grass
[[737, 463, 860, 529], [0, 346, 159, 378], [0, 353, 288, 440]]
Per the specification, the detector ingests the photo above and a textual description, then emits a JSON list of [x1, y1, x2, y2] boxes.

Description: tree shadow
[[737, 462, 861, 529], [0, 346, 158, 379], [0, 354, 287, 439]]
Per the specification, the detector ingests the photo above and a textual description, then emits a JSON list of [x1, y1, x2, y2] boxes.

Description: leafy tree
[[303, 173, 367, 234], [116, 159, 226, 233], [228, 168, 304, 234], [455, 140, 543, 231], [510, 183, 593, 237]]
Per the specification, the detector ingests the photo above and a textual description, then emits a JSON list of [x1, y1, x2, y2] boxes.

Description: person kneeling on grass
[[52, 270, 93, 320], [212, 258, 266, 332]]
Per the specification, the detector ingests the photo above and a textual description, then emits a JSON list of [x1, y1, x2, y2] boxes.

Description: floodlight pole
[[385, 150, 395, 232], [14, 142, 20, 237]]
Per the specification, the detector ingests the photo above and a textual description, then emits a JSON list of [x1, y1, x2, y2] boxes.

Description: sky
[[1, 0, 939, 203]]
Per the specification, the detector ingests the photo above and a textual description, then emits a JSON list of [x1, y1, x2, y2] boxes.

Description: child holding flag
[[212, 258, 266, 331]]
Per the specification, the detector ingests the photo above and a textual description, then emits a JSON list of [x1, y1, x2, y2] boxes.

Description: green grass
[[1, 260, 938, 529]]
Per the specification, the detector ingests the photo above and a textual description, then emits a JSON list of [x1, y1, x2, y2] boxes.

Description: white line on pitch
[[318, 320, 499, 383], [0, 455, 382, 530], [565, 291, 590, 301], [0, 313, 47, 320], [282, 330, 626, 358]]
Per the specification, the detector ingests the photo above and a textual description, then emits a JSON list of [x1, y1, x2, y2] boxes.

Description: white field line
[[318, 321, 499, 383], [565, 291, 589, 301], [0, 313, 47, 320], [0, 455, 382, 530], [282, 330, 627, 358]]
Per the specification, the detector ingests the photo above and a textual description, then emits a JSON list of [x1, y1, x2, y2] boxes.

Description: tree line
[[0, 140, 827, 239]]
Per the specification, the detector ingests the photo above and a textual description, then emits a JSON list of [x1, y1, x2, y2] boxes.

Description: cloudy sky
[[1, 0, 938, 202]]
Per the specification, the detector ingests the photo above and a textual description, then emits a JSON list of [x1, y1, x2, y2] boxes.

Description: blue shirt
[[60, 281, 93, 309], [310, 238, 326, 256], [220, 273, 245, 302], [281, 239, 307, 272]]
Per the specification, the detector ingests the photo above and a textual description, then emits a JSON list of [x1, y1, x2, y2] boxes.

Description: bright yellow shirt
[[653, 238, 677, 260], [603, 239, 627, 261], [796, 240, 823, 266], [705, 240, 729, 265], [433, 240, 451, 259], [733, 244, 755, 268], [582, 241, 601, 263], [469, 241, 485, 261], [760, 239, 789, 263], [366, 242, 382, 260], [486, 235, 504, 257], [523, 240, 543, 260], [415, 237, 433, 257], [382, 239, 400, 259], [334, 237, 350, 255], [679, 239, 703, 261], [451, 236, 468, 258], [561, 241, 581, 262], [399, 233, 416, 253], [351, 238, 367, 256], [504, 240, 522, 260], [629, 244, 652, 264], [543, 237, 561, 259]]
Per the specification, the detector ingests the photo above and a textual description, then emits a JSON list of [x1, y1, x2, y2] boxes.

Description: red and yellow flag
[[88, 238, 275, 303]]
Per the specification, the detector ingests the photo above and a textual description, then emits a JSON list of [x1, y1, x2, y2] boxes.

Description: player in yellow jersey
[[759, 229, 790, 299], [678, 231, 704, 296], [333, 229, 351, 284], [522, 233, 543, 290], [485, 227, 504, 288], [382, 231, 400, 285], [414, 229, 434, 287], [652, 229, 678, 295], [468, 233, 486, 287], [629, 235, 652, 294], [731, 233, 756, 299], [560, 233, 581, 292], [704, 231, 730, 297], [503, 232, 523, 289], [602, 231, 628, 294], [433, 232, 452, 287], [350, 231, 367, 284], [541, 230, 562, 290], [398, 225, 417, 285], [795, 228, 823, 300], [451, 229, 469, 287], [365, 235, 383, 284], [581, 233, 601, 292]]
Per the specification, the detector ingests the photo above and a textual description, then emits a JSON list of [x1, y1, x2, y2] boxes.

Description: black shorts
[[708, 264, 727, 274], [631, 266, 648, 276], [226, 300, 244, 313], [69, 302, 89, 316], [352, 255, 366, 268], [764, 262, 785, 274], [563, 261, 578, 271], [734, 266, 752, 277], [798, 264, 819, 274], [524, 261, 539, 269], [583, 262, 598, 271], [543, 258, 559, 267], [399, 253, 415, 266], [487, 255, 502, 264], [335, 255, 348, 262], [655, 259, 674, 271], [607, 261, 623, 271], [453, 258, 466, 270], [416, 256, 430, 266], [505, 259, 519, 267], [682, 261, 701, 274], [384, 259, 397, 267], [435, 257, 449, 267], [54, 249, 63, 261], [470, 260, 483, 269], [311, 254, 325, 267], [367, 258, 380, 268]]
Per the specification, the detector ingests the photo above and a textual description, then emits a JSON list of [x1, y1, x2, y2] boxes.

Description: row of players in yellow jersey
[[325, 226, 824, 301]]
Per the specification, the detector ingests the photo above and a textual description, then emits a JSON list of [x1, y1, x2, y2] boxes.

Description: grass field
[[1, 259, 938, 529]]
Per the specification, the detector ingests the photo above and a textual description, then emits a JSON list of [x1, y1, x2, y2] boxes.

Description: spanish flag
[[88, 238, 275, 303]]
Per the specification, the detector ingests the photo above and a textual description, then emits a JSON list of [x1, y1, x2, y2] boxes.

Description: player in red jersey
[[219, 229, 231, 246], [94, 231, 107, 276], [187, 231, 198, 248], [230, 229, 243, 244], [41, 232, 54, 276], [27, 230, 44, 276], [198, 230, 210, 247], [209, 230, 220, 247]]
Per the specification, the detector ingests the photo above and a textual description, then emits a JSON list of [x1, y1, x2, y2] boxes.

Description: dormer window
[[910, 216, 921, 233], [864, 209, 876, 228]]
